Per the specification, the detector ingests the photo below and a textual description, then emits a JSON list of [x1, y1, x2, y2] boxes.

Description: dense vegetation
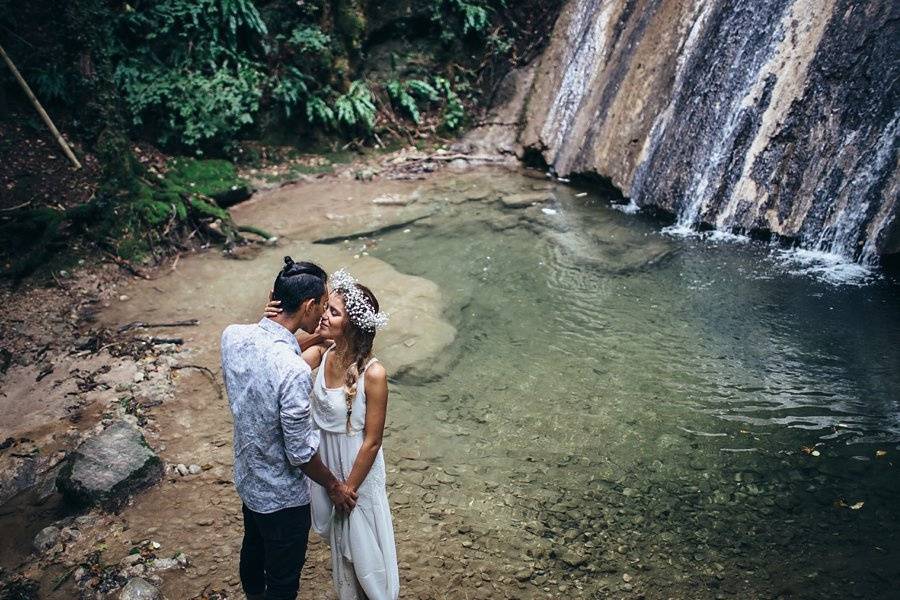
[[0, 0, 561, 278]]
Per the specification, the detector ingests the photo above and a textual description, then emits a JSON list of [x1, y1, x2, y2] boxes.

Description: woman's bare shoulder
[[364, 360, 387, 383]]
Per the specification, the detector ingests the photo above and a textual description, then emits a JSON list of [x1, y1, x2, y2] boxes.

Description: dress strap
[[362, 357, 379, 372]]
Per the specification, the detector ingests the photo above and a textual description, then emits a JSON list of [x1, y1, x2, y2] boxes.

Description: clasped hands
[[326, 480, 358, 514]]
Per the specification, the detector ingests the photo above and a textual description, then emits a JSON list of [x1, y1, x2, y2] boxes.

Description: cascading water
[[513, 0, 899, 275]]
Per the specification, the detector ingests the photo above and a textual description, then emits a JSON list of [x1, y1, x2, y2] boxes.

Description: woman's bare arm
[[301, 343, 328, 370], [345, 363, 388, 493]]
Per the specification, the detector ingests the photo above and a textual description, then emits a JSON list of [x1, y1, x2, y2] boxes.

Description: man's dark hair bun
[[272, 259, 327, 313]]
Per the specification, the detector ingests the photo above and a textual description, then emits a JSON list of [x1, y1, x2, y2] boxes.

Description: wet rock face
[[517, 0, 899, 261], [56, 421, 163, 511]]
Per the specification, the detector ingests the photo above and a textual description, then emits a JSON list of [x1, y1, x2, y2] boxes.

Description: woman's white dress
[[310, 349, 399, 600]]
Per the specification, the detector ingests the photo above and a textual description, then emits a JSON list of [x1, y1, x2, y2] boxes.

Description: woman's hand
[[263, 289, 283, 318]]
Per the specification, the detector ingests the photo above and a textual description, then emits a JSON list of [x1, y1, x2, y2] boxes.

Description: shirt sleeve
[[278, 367, 320, 466]]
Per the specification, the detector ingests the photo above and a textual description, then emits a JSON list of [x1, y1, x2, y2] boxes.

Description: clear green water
[[337, 172, 900, 598]]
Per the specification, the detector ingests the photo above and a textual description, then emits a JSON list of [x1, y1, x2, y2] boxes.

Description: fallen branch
[[141, 336, 184, 345], [118, 319, 199, 332], [172, 363, 223, 399], [104, 251, 150, 279], [0, 43, 81, 169], [0, 201, 31, 212]]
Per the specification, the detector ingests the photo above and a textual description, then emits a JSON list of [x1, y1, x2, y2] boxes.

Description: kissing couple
[[221, 257, 399, 600]]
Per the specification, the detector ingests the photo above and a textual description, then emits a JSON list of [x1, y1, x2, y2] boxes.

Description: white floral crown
[[329, 269, 389, 332]]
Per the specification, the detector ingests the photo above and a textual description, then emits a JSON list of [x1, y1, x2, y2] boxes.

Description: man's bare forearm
[[299, 452, 339, 490]]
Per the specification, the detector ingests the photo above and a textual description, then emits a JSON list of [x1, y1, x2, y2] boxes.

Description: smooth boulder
[[57, 421, 163, 510], [119, 578, 161, 600]]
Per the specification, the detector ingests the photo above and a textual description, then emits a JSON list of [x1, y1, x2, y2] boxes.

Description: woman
[[267, 269, 399, 600]]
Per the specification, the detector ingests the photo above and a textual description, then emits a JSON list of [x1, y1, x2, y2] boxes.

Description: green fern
[[430, 0, 494, 40], [457, 2, 489, 35], [272, 67, 310, 117], [221, 0, 268, 37], [288, 25, 330, 54], [386, 80, 421, 123], [306, 95, 336, 128], [335, 81, 376, 131], [434, 76, 465, 130], [407, 79, 439, 101]]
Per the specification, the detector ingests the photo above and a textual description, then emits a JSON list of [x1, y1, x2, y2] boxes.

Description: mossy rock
[[166, 157, 253, 207], [56, 421, 163, 512]]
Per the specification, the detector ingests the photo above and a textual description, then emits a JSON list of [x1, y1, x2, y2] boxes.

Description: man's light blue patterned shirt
[[221, 318, 320, 513]]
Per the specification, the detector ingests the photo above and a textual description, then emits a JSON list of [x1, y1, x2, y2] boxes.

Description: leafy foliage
[[429, 0, 496, 42], [113, 0, 270, 149], [306, 95, 337, 128], [271, 67, 311, 117], [434, 77, 465, 130], [387, 77, 465, 130], [386, 79, 438, 123], [335, 81, 377, 130], [287, 25, 331, 54], [117, 60, 264, 148]]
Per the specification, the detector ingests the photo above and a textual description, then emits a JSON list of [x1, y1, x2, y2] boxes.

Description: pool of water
[[331, 171, 900, 598]]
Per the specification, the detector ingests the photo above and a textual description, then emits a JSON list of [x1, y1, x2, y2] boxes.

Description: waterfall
[[516, 0, 899, 266]]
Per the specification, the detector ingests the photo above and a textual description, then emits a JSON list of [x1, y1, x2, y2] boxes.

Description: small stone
[[149, 557, 179, 571], [175, 464, 189, 476], [119, 295, 130, 302], [623, 573, 633, 582], [400, 460, 428, 471], [372, 194, 414, 206], [74, 515, 95, 528], [560, 549, 587, 568], [133, 372, 145, 383], [119, 577, 160, 600], [33, 526, 60, 553], [515, 568, 532, 582], [434, 472, 455, 484], [188, 464, 202, 475]]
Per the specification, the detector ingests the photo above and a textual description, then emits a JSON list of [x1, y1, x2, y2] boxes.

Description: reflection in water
[[349, 171, 900, 598]]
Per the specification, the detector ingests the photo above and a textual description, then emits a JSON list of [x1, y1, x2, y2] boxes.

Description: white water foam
[[772, 248, 875, 286], [660, 223, 697, 238], [660, 225, 750, 245], [660, 225, 877, 285], [611, 200, 640, 214]]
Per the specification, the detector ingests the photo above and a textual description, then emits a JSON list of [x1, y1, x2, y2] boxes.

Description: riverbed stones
[[32, 525, 60, 553], [499, 191, 553, 208], [119, 577, 160, 600], [56, 420, 163, 510], [372, 193, 414, 206]]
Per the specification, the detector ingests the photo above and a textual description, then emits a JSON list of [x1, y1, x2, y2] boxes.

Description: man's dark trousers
[[240, 503, 311, 600]]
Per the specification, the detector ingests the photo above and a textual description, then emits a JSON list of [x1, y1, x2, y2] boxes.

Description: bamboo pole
[[0, 43, 81, 169]]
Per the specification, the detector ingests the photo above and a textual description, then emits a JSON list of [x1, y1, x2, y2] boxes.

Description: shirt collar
[[258, 318, 301, 354]]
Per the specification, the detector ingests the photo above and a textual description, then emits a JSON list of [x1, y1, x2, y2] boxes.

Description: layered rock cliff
[[480, 0, 899, 261]]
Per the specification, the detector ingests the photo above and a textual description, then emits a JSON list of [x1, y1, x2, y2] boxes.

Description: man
[[221, 257, 357, 600]]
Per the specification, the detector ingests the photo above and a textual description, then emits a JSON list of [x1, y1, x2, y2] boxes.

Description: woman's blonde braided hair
[[335, 283, 379, 432]]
